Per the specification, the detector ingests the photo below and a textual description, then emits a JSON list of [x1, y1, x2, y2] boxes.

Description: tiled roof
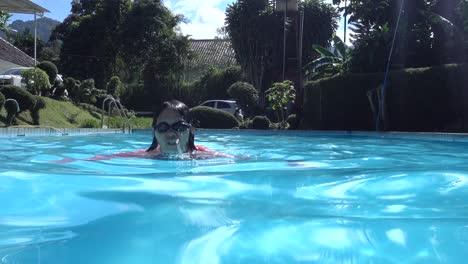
[[0, 37, 35, 67], [187, 39, 238, 67]]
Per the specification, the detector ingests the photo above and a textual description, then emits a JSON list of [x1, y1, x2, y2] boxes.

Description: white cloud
[[166, 0, 229, 39], [163, 0, 172, 9]]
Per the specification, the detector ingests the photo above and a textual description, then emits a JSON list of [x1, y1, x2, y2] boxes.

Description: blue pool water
[[1, 130, 468, 263]]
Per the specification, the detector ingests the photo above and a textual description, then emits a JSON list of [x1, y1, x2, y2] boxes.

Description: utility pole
[[344, 0, 347, 44]]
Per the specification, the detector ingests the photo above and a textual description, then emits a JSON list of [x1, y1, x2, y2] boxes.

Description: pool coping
[[133, 129, 468, 142], [0, 127, 129, 137]]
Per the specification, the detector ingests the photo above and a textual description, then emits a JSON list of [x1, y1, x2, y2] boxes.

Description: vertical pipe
[[34, 12, 37, 66], [376, 0, 405, 131], [298, 11, 304, 109], [282, 0, 287, 80]]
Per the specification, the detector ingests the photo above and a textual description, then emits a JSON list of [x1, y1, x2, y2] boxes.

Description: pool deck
[[0, 127, 130, 137]]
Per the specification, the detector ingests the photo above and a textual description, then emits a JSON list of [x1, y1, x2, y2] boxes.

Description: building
[[183, 39, 238, 82], [0, 0, 49, 67], [0, 36, 35, 72]]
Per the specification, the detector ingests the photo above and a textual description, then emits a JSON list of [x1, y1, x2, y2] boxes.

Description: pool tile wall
[[0, 127, 127, 137]]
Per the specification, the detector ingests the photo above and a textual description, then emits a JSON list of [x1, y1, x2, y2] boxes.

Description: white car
[[0, 67, 29, 88], [199, 100, 243, 119], [0, 67, 63, 88]]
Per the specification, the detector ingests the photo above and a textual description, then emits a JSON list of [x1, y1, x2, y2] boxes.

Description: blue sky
[[11, 0, 348, 42]]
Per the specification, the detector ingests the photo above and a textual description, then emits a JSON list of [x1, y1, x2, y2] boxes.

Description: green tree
[[10, 28, 44, 58], [0, 9, 12, 31], [333, 0, 466, 72], [225, 0, 338, 94], [53, 0, 131, 89], [53, 0, 190, 110], [129, 0, 190, 109], [265, 80, 296, 123], [21, 68, 51, 95], [227, 81, 258, 117]]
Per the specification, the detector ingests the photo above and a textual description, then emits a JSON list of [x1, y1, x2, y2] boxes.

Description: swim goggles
[[153, 121, 191, 133]]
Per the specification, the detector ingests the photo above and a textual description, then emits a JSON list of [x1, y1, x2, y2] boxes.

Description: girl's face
[[153, 108, 192, 154]]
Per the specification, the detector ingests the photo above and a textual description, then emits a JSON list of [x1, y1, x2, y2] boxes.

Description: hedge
[[4, 100, 19, 126], [0, 92, 5, 111], [190, 106, 239, 129], [31, 96, 46, 125], [37, 61, 58, 85], [227, 81, 258, 116], [303, 64, 468, 132], [251, 116, 271, 129], [0, 85, 36, 113]]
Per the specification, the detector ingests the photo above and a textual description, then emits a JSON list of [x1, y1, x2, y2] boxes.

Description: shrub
[[106, 76, 122, 97], [190, 106, 239, 129], [80, 118, 100, 128], [120, 82, 145, 109], [64, 77, 81, 101], [31, 96, 46, 125], [227, 81, 258, 116], [286, 114, 299, 129], [79, 79, 107, 105], [251, 116, 271, 129], [239, 118, 253, 129], [37, 61, 58, 85], [265, 80, 295, 122], [0, 92, 5, 111], [21, 68, 51, 95], [52, 81, 67, 99], [0, 85, 36, 113], [4, 99, 20, 126], [79, 103, 104, 113], [65, 112, 79, 124]]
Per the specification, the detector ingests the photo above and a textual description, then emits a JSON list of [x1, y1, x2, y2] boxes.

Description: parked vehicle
[[199, 100, 243, 119], [0, 67, 63, 88], [0, 67, 29, 88]]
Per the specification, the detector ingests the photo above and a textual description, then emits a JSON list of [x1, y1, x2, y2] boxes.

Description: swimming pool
[[1, 130, 468, 263]]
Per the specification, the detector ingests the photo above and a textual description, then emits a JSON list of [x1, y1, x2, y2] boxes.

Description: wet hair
[[146, 100, 197, 152]]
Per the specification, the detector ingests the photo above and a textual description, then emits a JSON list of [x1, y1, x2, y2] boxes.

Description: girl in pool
[[145, 99, 229, 159], [53, 100, 229, 163]]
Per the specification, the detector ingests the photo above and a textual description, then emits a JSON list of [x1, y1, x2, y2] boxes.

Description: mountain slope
[[9, 17, 60, 42]]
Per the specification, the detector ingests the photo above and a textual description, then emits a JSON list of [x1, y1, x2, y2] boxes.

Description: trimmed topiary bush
[[37, 61, 58, 85], [0, 92, 5, 111], [4, 99, 20, 126], [21, 68, 51, 95], [190, 106, 239, 129], [227, 81, 258, 116], [31, 96, 46, 125], [0, 85, 36, 113], [251, 116, 271, 129], [63, 77, 81, 101], [106, 76, 122, 97]]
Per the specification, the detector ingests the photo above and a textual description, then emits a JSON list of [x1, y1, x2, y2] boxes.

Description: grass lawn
[[0, 97, 152, 129]]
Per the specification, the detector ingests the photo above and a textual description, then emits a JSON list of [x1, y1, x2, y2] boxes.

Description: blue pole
[[376, 0, 405, 131]]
